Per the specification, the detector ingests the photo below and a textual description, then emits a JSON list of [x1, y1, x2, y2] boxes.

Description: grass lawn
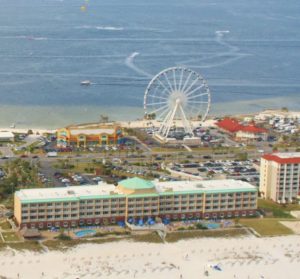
[[258, 199, 300, 218], [165, 228, 248, 242], [239, 218, 294, 236], [1, 232, 20, 242], [0, 220, 12, 230]]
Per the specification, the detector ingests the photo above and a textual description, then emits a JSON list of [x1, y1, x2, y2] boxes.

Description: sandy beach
[[0, 235, 299, 279]]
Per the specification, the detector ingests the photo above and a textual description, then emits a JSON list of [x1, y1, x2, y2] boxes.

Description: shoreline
[[0, 96, 299, 130]]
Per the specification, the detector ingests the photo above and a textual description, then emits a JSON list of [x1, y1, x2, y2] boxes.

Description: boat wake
[[125, 52, 152, 78], [178, 30, 250, 69]]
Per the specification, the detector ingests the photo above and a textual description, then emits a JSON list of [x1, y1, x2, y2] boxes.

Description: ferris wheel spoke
[[172, 68, 177, 91], [149, 95, 168, 101], [147, 101, 168, 107], [186, 85, 206, 98], [157, 107, 171, 120], [147, 104, 169, 115], [187, 92, 207, 100], [163, 72, 175, 92], [178, 68, 184, 91], [156, 78, 172, 96], [183, 77, 201, 96], [181, 71, 193, 93]]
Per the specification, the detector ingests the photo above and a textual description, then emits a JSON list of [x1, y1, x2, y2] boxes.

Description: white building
[[0, 131, 15, 142], [260, 153, 300, 203]]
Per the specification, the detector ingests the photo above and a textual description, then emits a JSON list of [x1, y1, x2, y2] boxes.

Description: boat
[[80, 80, 91, 86], [10, 123, 15, 128]]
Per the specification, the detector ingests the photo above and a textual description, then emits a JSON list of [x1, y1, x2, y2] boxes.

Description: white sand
[[0, 235, 300, 279], [281, 221, 300, 234]]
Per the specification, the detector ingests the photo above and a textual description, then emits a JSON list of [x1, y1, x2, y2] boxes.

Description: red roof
[[239, 124, 267, 134], [216, 118, 243, 133], [263, 154, 300, 164], [216, 118, 267, 134]]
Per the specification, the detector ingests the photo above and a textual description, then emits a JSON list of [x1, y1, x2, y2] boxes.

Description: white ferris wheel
[[144, 67, 211, 142]]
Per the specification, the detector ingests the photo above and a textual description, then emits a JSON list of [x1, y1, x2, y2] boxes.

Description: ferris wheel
[[144, 67, 211, 141]]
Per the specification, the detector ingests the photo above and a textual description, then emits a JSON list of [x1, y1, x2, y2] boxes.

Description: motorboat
[[80, 80, 91, 86]]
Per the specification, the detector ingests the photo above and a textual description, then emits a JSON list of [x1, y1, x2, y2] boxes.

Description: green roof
[[119, 177, 155, 190]]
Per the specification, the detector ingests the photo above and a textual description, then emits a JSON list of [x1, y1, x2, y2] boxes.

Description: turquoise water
[[206, 223, 221, 229], [75, 229, 96, 238], [0, 0, 299, 127]]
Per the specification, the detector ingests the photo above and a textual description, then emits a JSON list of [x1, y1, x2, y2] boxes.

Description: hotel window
[[30, 204, 37, 207], [87, 212, 93, 216], [22, 204, 28, 208], [55, 209, 61, 212], [55, 215, 61, 218], [63, 202, 69, 206], [71, 202, 77, 205], [87, 200, 94, 204], [71, 214, 77, 217], [80, 201, 86, 204]]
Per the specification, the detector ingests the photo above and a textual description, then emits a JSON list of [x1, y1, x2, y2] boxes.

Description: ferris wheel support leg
[[164, 102, 179, 138], [179, 104, 194, 136], [159, 109, 172, 136]]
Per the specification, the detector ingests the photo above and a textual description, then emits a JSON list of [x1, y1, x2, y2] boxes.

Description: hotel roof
[[156, 179, 257, 194], [15, 178, 257, 204], [263, 152, 300, 164], [15, 182, 122, 203], [119, 177, 155, 190]]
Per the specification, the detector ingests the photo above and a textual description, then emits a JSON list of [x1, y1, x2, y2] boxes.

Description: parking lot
[[170, 159, 260, 186]]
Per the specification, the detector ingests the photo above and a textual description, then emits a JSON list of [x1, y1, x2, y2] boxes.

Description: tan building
[[14, 177, 257, 229], [56, 123, 123, 148], [260, 153, 300, 203]]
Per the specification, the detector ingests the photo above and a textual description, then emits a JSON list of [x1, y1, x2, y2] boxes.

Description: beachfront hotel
[[14, 178, 257, 229], [260, 152, 300, 203], [56, 122, 123, 148]]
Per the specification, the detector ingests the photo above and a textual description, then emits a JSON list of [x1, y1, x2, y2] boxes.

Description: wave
[[75, 25, 124, 31]]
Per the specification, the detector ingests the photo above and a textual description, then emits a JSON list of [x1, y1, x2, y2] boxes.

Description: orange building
[[57, 123, 123, 148]]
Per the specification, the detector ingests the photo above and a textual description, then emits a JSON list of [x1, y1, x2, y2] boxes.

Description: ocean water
[[0, 0, 299, 128]]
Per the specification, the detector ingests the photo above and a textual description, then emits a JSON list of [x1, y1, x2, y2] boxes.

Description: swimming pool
[[206, 223, 221, 229], [75, 229, 96, 238]]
